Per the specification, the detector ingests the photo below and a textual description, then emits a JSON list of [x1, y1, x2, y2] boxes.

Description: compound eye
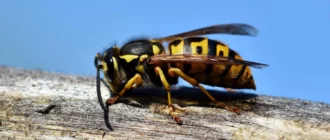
[[106, 57, 115, 82]]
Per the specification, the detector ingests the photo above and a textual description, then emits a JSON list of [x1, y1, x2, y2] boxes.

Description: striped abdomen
[[168, 37, 256, 90]]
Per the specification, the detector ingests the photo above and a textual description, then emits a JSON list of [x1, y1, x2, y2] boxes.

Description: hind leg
[[168, 68, 241, 114]]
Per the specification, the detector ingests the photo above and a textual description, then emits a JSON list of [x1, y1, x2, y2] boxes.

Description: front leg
[[106, 74, 143, 106]]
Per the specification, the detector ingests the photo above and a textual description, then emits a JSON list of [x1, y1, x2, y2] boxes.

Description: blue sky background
[[1, 1, 330, 103]]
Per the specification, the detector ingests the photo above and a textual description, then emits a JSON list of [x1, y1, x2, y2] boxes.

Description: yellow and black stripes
[[168, 37, 256, 89]]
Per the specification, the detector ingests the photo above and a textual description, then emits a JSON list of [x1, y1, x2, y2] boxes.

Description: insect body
[[94, 23, 269, 131]]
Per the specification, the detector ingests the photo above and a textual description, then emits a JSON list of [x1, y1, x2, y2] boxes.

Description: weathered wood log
[[0, 66, 329, 140]]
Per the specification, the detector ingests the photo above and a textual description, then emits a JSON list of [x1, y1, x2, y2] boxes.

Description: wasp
[[94, 23, 269, 131]]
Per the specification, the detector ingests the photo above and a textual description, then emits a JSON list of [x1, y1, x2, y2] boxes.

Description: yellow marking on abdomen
[[170, 40, 184, 54], [219, 54, 244, 86], [190, 38, 208, 55], [216, 43, 229, 57]]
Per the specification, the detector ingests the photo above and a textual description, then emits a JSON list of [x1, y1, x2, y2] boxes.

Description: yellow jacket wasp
[[94, 23, 269, 131]]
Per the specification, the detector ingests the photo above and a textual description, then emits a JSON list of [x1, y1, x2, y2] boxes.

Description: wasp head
[[95, 47, 123, 94]]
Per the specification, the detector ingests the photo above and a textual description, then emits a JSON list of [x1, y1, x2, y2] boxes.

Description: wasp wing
[[154, 23, 258, 42], [148, 54, 268, 69]]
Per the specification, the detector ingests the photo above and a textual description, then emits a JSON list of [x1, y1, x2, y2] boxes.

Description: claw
[[216, 102, 241, 114], [106, 96, 119, 106]]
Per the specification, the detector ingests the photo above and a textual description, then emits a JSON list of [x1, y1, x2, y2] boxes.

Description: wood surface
[[0, 66, 329, 140]]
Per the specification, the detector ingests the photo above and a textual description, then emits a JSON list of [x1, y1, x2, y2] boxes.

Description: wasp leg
[[155, 66, 183, 125], [105, 74, 142, 105], [168, 68, 241, 114]]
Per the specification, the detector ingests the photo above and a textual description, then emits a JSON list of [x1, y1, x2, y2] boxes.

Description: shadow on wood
[[117, 86, 260, 111]]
